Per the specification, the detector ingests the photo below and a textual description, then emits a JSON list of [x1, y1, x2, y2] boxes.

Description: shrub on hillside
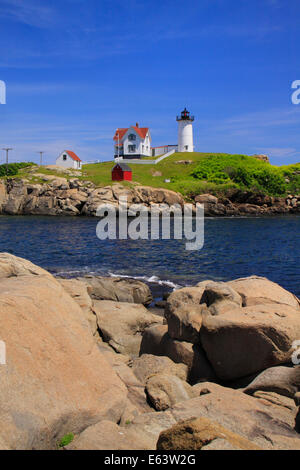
[[192, 154, 287, 195], [279, 163, 300, 194], [0, 162, 35, 177], [0, 164, 19, 177]]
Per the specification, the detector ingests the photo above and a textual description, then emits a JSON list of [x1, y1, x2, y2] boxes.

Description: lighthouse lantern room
[[176, 108, 194, 152]]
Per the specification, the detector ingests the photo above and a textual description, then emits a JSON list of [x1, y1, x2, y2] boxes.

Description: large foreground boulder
[[121, 381, 300, 450], [125, 411, 177, 449], [165, 303, 206, 344], [57, 278, 98, 335], [140, 325, 216, 383], [157, 417, 261, 450], [0, 252, 51, 278], [201, 303, 300, 380], [132, 354, 188, 384], [78, 275, 153, 306], [170, 382, 300, 449], [227, 276, 300, 309], [244, 366, 300, 398], [0, 255, 127, 450], [146, 374, 196, 411], [66, 420, 152, 450], [97, 344, 151, 417], [200, 281, 242, 315], [93, 300, 163, 357]]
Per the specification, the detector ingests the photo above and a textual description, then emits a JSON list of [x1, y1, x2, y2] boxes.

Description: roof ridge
[[65, 150, 81, 162]]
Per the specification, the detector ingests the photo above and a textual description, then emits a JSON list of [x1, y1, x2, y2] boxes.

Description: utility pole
[[116, 130, 120, 162], [2, 148, 13, 176], [38, 151, 44, 166]]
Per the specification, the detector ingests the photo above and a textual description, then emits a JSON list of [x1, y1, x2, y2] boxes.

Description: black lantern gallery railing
[[176, 108, 194, 121]]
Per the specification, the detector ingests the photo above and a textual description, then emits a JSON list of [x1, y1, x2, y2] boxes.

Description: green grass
[[81, 152, 236, 192], [81, 152, 300, 197], [57, 432, 74, 448], [2, 153, 299, 198], [0, 163, 82, 185]]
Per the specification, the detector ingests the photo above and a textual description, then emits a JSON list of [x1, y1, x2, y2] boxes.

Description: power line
[[37, 151, 45, 166], [2, 148, 13, 176]]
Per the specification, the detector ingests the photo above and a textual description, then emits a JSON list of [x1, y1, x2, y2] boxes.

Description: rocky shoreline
[[0, 252, 299, 450], [0, 177, 299, 217]]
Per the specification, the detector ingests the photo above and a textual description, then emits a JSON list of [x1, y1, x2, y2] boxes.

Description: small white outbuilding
[[56, 150, 82, 170]]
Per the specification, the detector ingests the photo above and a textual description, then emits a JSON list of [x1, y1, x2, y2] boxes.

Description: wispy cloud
[[255, 147, 299, 159], [0, 112, 114, 164], [0, 0, 285, 70], [211, 108, 300, 133], [8, 83, 83, 95], [0, 0, 59, 28]]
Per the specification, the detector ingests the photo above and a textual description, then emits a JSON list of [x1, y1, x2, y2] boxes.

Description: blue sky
[[0, 0, 300, 165]]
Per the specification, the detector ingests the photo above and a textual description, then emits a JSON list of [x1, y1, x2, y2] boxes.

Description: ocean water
[[0, 215, 299, 298]]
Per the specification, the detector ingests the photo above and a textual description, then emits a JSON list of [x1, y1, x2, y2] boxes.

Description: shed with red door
[[112, 162, 132, 181]]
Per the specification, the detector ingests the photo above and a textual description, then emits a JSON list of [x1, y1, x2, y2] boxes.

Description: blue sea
[[0, 215, 299, 298]]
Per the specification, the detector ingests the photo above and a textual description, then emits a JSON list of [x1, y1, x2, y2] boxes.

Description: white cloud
[[0, 0, 59, 28]]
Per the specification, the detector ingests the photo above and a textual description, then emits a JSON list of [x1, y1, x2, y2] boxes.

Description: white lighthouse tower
[[176, 107, 194, 152]]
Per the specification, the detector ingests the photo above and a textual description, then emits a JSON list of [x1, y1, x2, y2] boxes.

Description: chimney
[[136, 122, 139, 127]]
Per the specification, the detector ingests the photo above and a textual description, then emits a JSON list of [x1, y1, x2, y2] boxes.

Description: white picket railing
[[84, 149, 176, 166], [123, 149, 176, 165]]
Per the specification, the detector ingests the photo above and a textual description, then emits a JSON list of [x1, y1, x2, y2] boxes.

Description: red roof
[[113, 126, 149, 141], [65, 150, 81, 162], [113, 128, 128, 141], [132, 126, 149, 139]]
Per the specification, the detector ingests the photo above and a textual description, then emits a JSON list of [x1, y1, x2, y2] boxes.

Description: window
[[128, 134, 136, 141], [128, 145, 136, 152], [63, 155, 67, 161]]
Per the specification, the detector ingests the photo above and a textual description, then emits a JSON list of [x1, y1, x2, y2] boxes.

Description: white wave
[[108, 272, 182, 290], [53, 267, 182, 290]]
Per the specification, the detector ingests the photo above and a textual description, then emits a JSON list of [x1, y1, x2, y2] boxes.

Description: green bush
[[0, 161, 36, 177], [0, 163, 19, 177], [192, 154, 288, 195], [279, 163, 300, 194]]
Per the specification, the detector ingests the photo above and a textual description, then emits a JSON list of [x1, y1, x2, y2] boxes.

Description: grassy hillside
[[3, 152, 299, 198], [82, 153, 300, 197]]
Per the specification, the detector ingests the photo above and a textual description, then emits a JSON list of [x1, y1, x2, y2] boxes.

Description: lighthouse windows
[[128, 134, 136, 141]]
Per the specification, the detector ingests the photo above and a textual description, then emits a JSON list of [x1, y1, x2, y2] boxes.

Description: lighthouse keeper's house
[[114, 124, 151, 160]]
